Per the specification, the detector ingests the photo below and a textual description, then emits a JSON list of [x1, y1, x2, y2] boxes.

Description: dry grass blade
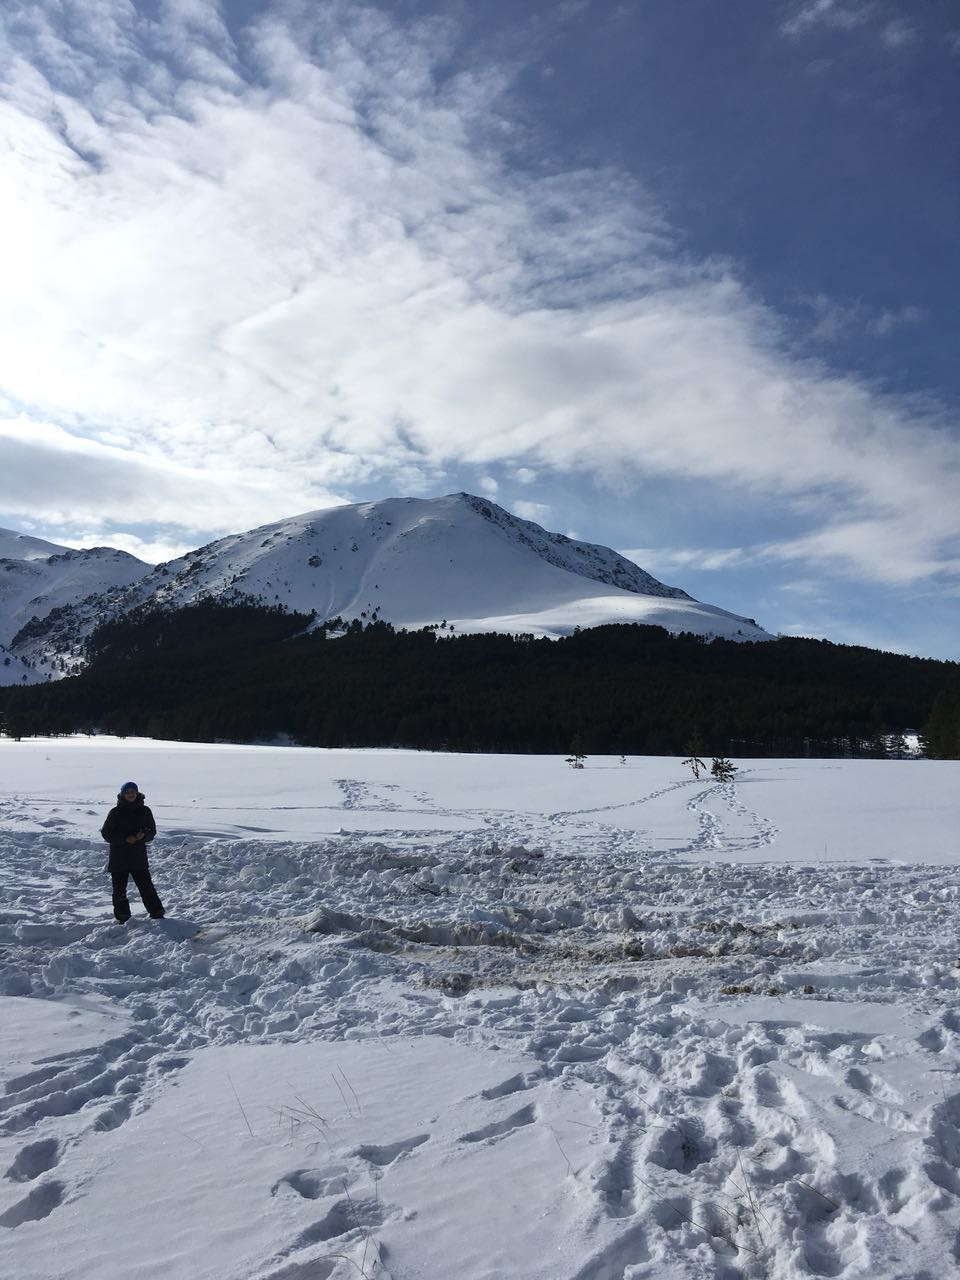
[[338, 1066, 363, 1116], [548, 1126, 574, 1177], [227, 1072, 255, 1138], [737, 1146, 766, 1247], [341, 1178, 383, 1275], [794, 1178, 840, 1212], [633, 1172, 760, 1258]]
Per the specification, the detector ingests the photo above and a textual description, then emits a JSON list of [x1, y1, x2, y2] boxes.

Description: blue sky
[[1, 0, 958, 658]]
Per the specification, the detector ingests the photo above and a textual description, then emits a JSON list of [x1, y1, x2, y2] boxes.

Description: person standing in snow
[[100, 782, 165, 922]]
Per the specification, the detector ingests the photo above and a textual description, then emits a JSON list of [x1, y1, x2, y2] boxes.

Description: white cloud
[[0, 0, 957, 590], [0, 417, 345, 546], [766, 514, 960, 586], [783, 3, 919, 55], [631, 500, 960, 588], [776, 621, 831, 639], [880, 19, 918, 50], [778, 579, 830, 600], [624, 546, 754, 575], [782, 2, 873, 38], [512, 500, 552, 524], [801, 294, 924, 341], [51, 528, 189, 565]]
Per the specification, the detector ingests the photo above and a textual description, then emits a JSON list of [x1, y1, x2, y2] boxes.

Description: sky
[[1, 0, 958, 660]]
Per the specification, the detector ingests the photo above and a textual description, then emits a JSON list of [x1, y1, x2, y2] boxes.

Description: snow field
[[1, 738, 959, 1279]]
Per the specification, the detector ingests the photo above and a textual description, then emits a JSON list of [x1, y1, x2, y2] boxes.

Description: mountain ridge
[[1, 493, 768, 684]]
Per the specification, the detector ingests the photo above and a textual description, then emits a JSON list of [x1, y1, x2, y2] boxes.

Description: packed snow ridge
[[0, 495, 769, 684]]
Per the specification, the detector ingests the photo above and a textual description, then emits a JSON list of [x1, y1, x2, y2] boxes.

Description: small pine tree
[[711, 757, 738, 783], [566, 732, 587, 769], [682, 731, 706, 779]]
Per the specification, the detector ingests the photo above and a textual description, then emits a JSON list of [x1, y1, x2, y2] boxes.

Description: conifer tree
[[921, 685, 960, 759], [711, 757, 738, 783], [682, 731, 706, 779]]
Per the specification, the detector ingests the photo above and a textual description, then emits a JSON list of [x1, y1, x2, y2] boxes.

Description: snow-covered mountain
[[0, 494, 768, 684], [0, 530, 150, 684]]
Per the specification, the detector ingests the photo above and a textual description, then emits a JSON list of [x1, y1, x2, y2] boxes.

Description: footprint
[[0, 1179, 65, 1228], [5, 1138, 62, 1182], [480, 1073, 535, 1101], [154, 1055, 190, 1074], [924, 1092, 960, 1186], [569, 1220, 652, 1277], [0, 1051, 144, 1136], [459, 1104, 536, 1144], [649, 1192, 697, 1232], [832, 1171, 878, 1212], [4, 1062, 72, 1094], [877, 1168, 910, 1213], [595, 1139, 637, 1218], [799, 1237, 843, 1278], [271, 1170, 335, 1201], [918, 1027, 946, 1052], [787, 1178, 839, 1227], [354, 1134, 428, 1166], [843, 1066, 903, 1106], [752, 1068, 785, 1108], [252, 1261, 337, 1280], [93, 1097, 133, 1132], [288, 1196, 385, 1250], [645, 1118, 716, 1174]]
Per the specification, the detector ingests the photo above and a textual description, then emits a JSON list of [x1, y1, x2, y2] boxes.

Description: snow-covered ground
[[1, 738, 958, 1280]]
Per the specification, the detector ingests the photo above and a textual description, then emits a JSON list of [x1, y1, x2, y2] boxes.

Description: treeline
[[922, 682, 960, 759], [1, 600, 957, 756]]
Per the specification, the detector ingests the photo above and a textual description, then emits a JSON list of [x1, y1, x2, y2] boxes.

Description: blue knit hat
[[120, 781, 139, 794]]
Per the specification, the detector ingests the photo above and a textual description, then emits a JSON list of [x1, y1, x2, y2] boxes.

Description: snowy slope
[[1, 738, 959, 1280], [0, 495, 768, 684], [0, 530, 150, 683], [0, 546, 149, 648], [90, 493, 767, 638], [0, 529, 70, 562]]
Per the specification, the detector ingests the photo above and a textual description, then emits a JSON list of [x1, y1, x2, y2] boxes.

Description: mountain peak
[[0, 494, 768, 684], [0, 528, 71, 562], [451, 492, 693, 600]]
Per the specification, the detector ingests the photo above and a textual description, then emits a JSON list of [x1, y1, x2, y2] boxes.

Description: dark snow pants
[[109, 847, 165, 921]]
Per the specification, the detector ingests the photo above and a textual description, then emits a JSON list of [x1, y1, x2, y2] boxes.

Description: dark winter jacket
[[100, 792, 157, 852]]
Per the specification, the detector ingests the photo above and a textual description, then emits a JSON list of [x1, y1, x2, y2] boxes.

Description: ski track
[[2, 774, 960, 1278]]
